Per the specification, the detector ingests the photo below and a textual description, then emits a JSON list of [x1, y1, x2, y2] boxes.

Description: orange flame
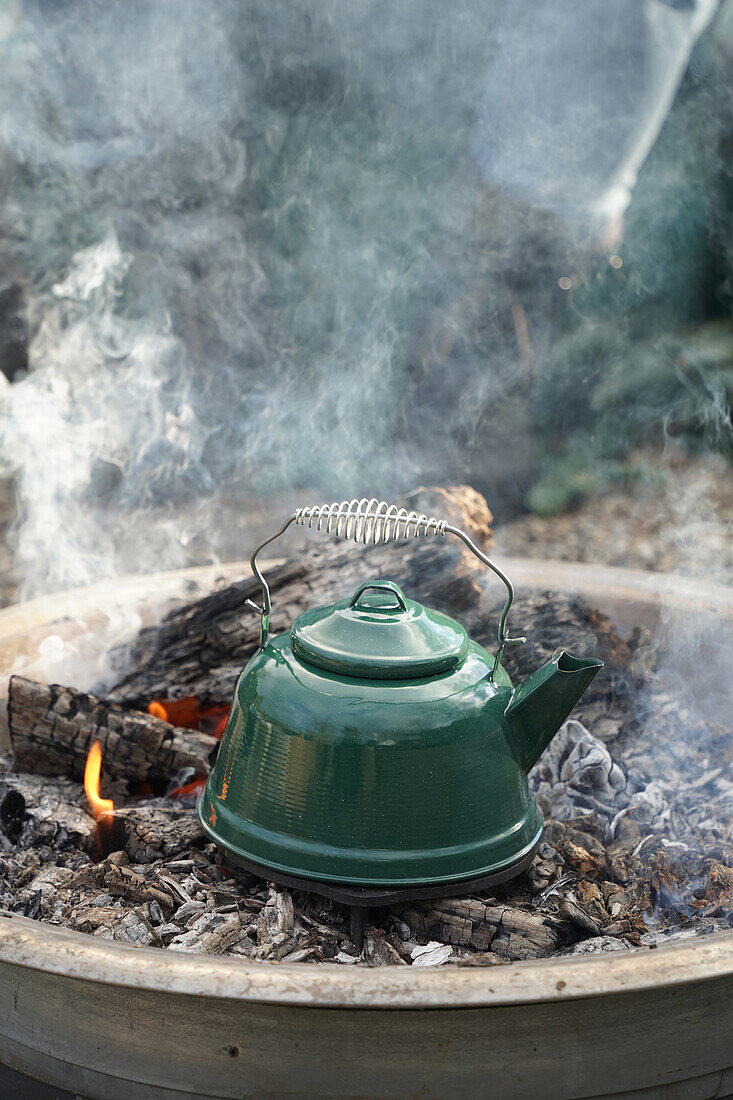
[[84, 741, 114, 820]]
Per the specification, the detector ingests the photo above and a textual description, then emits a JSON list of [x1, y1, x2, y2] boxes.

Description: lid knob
[[348, 580, 408, 614]]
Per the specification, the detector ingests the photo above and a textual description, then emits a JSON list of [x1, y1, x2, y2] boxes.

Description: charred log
[[481, 590, 645, 745], [7, 677, 217, 783]]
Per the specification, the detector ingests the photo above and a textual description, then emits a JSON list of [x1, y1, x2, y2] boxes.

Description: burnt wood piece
[[401, 897, 564, 959], [109, 486, 493, 709], [480, 591, 644, 744], [87, 803, 206, 864], [222, 844, 540, 951], [7, 677, 217, 783]]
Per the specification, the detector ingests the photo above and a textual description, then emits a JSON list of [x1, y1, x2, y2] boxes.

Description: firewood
[[0, 761, 93, 849], [7, 676, 217, 783], [400, 898, 562, 958], [112, 803, 207, 864], [363, 926, 408, 966], [108, 485, 493, 709], [169, 912, 244, 955]]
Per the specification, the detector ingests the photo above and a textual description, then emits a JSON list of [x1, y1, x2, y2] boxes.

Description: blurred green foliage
[[528, 3, 733, 514]]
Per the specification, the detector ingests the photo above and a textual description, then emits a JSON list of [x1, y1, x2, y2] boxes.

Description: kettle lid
[[290, 579, 469, 680]]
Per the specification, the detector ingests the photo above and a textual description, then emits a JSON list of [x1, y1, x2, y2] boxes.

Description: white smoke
[[0, 0, 721, 598]]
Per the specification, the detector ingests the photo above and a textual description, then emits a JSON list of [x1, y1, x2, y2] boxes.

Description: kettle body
[[198, 498, 602, 887], [201, 630, 542, 885]]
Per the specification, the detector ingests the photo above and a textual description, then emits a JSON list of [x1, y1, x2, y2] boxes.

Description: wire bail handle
[[246, 498, 526, 680]]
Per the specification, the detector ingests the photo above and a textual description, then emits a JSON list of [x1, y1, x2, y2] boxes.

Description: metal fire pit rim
[[0, 559, 732, 1012], [0, 913, 731, 1010]]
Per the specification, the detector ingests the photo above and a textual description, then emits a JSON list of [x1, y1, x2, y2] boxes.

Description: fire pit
[[0, 557, 731, 1099]]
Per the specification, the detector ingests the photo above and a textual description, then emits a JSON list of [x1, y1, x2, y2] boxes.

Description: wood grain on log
[[400, 897, 562, 958], [8, 676, 217, 782]]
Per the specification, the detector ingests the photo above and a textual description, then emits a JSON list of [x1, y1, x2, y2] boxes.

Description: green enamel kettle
[[198, 498, 602, 887]]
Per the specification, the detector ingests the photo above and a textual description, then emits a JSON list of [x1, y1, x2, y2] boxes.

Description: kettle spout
[[504, 651, 603, 773]]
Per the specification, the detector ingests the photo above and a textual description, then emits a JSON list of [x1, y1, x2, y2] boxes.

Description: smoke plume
[[0, 0, 723, 597]]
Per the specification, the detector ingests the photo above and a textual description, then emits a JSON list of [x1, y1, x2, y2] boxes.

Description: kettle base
[[217, 841, 541, 947]]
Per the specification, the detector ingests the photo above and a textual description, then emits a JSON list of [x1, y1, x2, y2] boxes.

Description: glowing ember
[[147, 696, 199, 727], [148, 696, 228, 739], [207, 712, 229, 740], [144, 695, 228, 801], [166, 777, 207, 801], [83, 740, 113, 820]]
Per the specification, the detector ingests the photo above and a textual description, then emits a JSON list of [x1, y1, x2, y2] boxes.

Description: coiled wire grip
[[246, 498, 526, 680]]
